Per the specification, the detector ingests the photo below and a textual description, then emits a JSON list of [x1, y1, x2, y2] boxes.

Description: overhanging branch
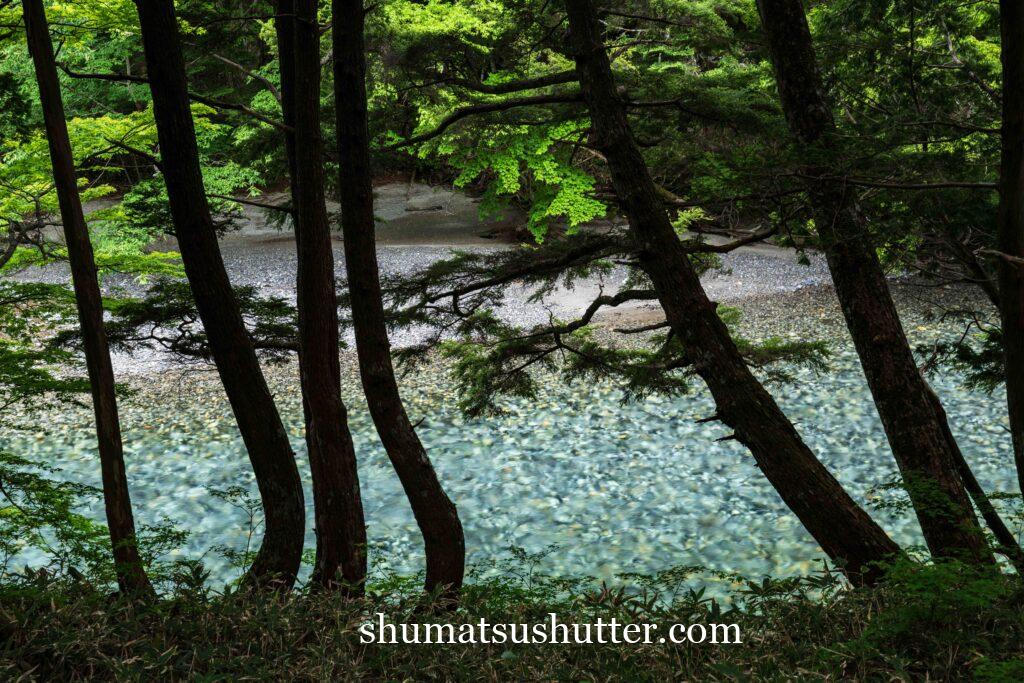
[[389, 92, 585, 148], [57, 64, 290, 132]]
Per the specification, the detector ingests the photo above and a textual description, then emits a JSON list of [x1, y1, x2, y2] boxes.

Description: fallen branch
[[208, 193, 293, 215], [976, 248, 1024, 268], [683, 226, 778, 253]]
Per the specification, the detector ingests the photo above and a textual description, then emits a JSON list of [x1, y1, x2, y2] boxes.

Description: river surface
[[2, 184, 1018, 590]]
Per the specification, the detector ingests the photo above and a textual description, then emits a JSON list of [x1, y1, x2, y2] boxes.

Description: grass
[[1, 559, 1023, 681]]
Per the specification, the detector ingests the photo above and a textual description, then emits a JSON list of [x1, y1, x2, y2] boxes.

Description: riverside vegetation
[[3, 0, 1024, 679]]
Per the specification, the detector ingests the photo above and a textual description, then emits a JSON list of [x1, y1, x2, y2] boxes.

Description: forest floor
[[3, 558, 1022, 681]]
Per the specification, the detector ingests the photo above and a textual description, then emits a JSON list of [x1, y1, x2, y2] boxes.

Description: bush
[[1, 559, 1022, 681]]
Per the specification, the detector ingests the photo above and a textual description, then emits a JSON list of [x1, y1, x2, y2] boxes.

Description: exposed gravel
[[8, 224, 835, 370], [11, 182, 835, 373]]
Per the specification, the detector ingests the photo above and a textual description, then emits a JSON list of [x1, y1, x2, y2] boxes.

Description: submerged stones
[[4, 284, 1015, 588]]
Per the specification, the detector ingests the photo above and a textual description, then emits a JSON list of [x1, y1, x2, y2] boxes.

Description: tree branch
[[211, 53, 281, 103], [57, 63, 148, 84], [417, 236, 624, 306], [977, 248, 1024, 268], [603, 10, 694, 28], [794, 172, 997, 191], [446, 71, 579, 94], [103, 138, 162, 170], [389, 92, 584, 148], [57, 65, 290, 132], [519, 288, 658, 340]]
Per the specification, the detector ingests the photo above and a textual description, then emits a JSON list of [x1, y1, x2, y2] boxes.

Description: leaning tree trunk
[[333, 0, 465, 596], [564, 0, 901, 585], [998, 0, 1024, 497], [755, 0, 993, 565], [925, 387, 1024, 570], [22, 0, 153, 598], [282, 0, 367, 591], [134, 0, 305, 589]]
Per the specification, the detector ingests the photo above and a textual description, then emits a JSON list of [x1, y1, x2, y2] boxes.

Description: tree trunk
[[564, 0, 901, 585], [924, 386, 1024, 570], [134, 0, 305, 589], [998, 0, 1024, 497], [22, 0, 153, 598], [756, 0, 993, 565], [332, 0, 465, 597], [284, 0, 367, 591], [274, 0, 299, 192]]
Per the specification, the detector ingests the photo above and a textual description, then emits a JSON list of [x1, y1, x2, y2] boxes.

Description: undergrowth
[[1, 558, 1022, 681]]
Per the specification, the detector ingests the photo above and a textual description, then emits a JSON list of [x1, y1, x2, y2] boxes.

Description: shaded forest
[[2, 0, 1024, 679]]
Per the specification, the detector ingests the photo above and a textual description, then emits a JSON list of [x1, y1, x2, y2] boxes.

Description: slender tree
[[133, 0, 305, 588], [997, 0, 1024, 496], [22, 0, 153, 597], [755, 0, 992, 564], [274, 0, 300, 189], [282, 0, 367, 590], [564, 0, 901, 585], [333, 0, 465, 596]]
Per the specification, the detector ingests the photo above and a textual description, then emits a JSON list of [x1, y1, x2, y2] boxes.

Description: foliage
[[0, 450, 105, 579], [923, 323, 1007, 393], [442, 121, 606, 240], [0, 557, 1021, 680], [373, 230, 830, 415], [0, 281, 88, 418], [0, 450, 186, 589], [92, 278, 304, 364], [1, 1, 1022, 678]]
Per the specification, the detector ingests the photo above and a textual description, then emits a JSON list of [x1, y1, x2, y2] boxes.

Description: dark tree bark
[[755, 0, 993, 565], [925, 387, 1024, 570], [134, 0, 305, 589], [333, 0, 465, 596], [282, 0, 367, 591], [998, 0, 1024, 497], [564, 0, 901, 585], [22, 0, 153, 598], [274, 0, 300, 195]]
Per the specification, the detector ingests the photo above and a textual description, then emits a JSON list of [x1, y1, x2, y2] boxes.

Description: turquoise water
[[4, 320, 1018, 588]]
